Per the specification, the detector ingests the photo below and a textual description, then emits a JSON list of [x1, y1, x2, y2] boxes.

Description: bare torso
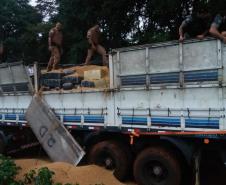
[[50, 28, 63, 46]]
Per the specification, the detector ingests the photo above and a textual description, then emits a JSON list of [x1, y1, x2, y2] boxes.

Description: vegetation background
[[0, 0, 225, 65]]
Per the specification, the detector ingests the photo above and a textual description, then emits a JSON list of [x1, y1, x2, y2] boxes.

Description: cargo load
[[41, 65, 109, 90]]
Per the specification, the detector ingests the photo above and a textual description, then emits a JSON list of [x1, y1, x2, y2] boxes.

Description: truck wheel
[[134, 147, 181, 185], [0, 139, 5, 154], [88, 140, 131, 181]]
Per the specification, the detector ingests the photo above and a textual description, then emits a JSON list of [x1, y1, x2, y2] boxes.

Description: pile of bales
[[40, 65, 109, 91]]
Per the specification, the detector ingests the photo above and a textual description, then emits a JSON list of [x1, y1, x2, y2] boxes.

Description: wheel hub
[[153, 166, 163, 176], [105, 157, 114, 169]]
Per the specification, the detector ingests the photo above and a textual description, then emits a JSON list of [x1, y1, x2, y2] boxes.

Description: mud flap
[[25, 94, 85, 165]]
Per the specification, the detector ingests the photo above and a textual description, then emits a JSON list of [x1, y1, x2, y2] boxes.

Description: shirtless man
[[47, 22, 63, 71], [85, 25, 107, 66], [209, 10, 226, 43]]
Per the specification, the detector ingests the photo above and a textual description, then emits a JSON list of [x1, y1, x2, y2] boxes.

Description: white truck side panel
[[183, 40, 218, 70], [149, 45, 180, 73], [0, 95, 31, 109], [0, 39, 225, 133], [120, 49, 146, 75]]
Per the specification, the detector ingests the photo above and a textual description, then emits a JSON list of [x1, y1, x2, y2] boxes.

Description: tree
[[1, 0, 225, 65], [35, 0, 58, 21], [0, 0, 42, 63]]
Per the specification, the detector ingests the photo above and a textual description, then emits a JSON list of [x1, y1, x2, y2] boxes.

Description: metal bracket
[[179, 43, 184, 88], [187, 108, 190, 118], [117, 107, 120, 116]]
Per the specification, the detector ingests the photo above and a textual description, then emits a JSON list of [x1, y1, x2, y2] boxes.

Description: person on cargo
[[209, 10, 226, 43], [47, 22, 63, 72], [179, 8, 211, 42], [84, 25, 107, 66]]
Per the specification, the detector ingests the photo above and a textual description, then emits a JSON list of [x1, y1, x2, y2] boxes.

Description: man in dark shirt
[[209, 11, 226, 43], [179, 9, 211, 42]]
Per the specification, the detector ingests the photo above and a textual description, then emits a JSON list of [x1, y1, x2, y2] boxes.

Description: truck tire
[[0, 139, 5, 154], [88, 140, 131, 181], [134, 147, 181, 185]]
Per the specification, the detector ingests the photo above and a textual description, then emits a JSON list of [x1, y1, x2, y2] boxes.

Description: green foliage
[[0, 0, 43, 63], [23, 169, 36, 184], [34, 167, 55, 185], [0, 155, 21, 185], [22, 167, 80, 185]]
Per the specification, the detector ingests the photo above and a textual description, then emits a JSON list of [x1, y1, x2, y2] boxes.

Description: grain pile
[[15, 159, 134, 185]]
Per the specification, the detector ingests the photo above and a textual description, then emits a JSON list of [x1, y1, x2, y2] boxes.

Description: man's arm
[[48, 29, 55, 50], [209, 25, 226, 42], [179, 16, 191, 42], [209, 14, 226, 43]]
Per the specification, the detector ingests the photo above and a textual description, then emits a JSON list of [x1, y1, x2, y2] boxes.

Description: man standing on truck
[[84, 25, 107, 66], [209, 10, 226, 43], [179, 8, 211, 42], [47, 22, 63, 72]]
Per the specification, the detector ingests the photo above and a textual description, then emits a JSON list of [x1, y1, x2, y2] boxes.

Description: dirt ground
[[15, 159, 136, 185]]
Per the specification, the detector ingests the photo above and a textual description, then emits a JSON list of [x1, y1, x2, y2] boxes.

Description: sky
[[29, 0, 53, 21], [29, 0, 37, 6]]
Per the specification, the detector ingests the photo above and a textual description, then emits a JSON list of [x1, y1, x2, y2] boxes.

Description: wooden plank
[[25, 95, 85, 165]]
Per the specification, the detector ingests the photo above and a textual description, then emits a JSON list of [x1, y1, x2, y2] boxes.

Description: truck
[[0, 38, 226, 185]]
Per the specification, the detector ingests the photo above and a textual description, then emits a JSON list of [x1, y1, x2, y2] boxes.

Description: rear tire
[[0, 139, 5, 154], [88, 140, 131, 181], [134, 147, 181, 185]]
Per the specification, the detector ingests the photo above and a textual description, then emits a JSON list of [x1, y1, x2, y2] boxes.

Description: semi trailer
[[0, 38, 226, 185]]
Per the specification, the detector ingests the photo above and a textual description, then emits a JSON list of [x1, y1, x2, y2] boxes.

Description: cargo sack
[[41, 71, 65, 80], [81, 80, 95, 88], [62, 75, 82, 85], [81, 79, 109, 88], [41, 79, 62, 89], [63, 69, 75, 75], [62, 82, 74, 90]]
